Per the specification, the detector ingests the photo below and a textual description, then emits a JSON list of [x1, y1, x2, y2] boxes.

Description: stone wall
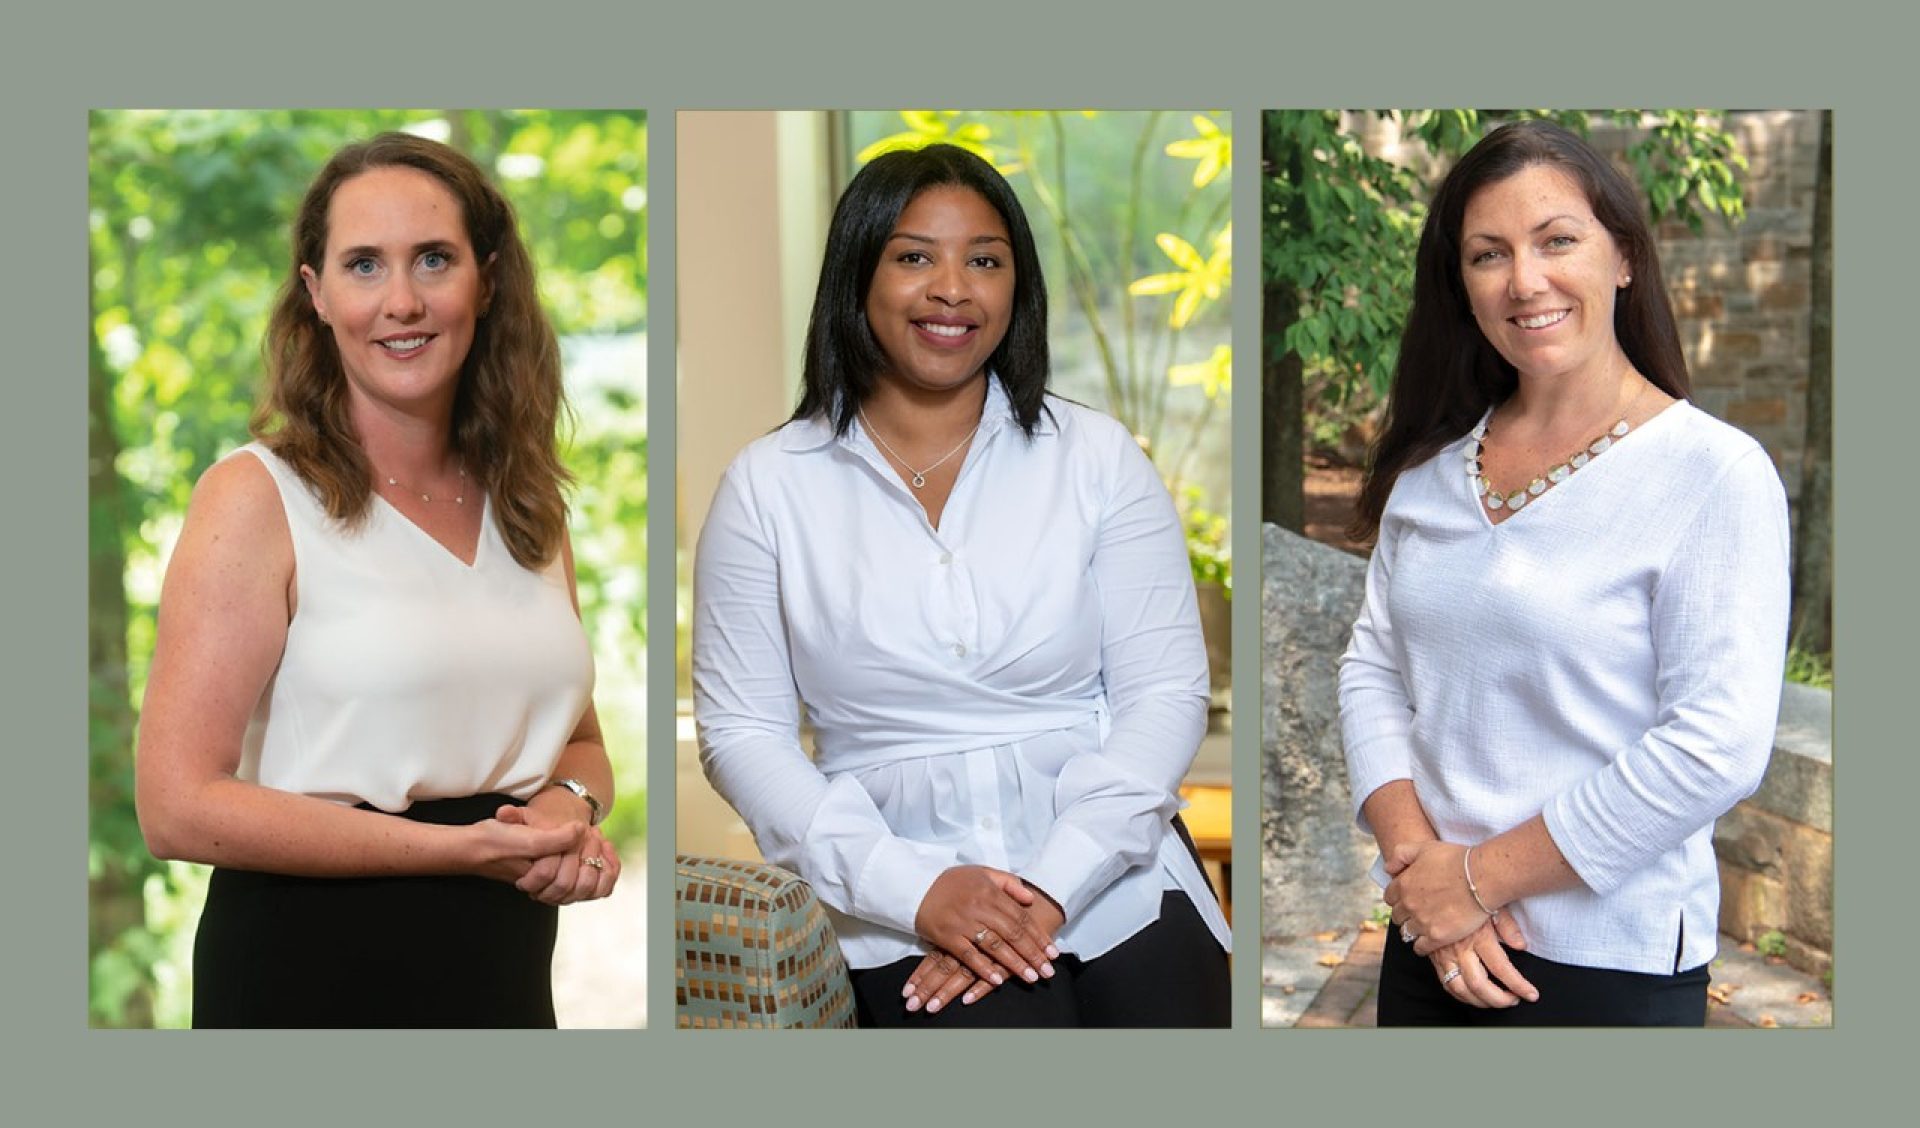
[[1591, 110, 1822, 503], [1713, 682, 1834, 978], [1260, 524, 1379, 943]]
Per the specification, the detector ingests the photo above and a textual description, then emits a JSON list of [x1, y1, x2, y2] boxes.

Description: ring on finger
[[974, 928, 990, 945], [1401, 924, 1418, 944], [583, 855, 606, 870], [1439, 966, 1462, 985]]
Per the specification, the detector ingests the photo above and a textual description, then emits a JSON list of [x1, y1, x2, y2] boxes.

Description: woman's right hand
[[1425, 911, 1539, 1008], [904, 889, 1066, 1013], [914, 865, 1059, 989]]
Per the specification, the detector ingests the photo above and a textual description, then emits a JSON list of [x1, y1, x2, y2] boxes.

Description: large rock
[[1260, 524, 1381, 942]]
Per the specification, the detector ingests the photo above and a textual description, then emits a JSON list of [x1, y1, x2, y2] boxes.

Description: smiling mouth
[[376, 335, 433, 353], [1512, 310, 1570, 330], [914, 320, 976, 338]]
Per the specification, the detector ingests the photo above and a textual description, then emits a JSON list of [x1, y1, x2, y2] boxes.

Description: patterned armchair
[[674, 855, 857, 1028]]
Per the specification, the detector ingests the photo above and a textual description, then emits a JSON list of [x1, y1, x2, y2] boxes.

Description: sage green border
[[19, 0, 1901, 1123]]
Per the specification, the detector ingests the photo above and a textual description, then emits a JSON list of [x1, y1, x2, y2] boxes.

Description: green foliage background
[[87, 109, 649, 1027]]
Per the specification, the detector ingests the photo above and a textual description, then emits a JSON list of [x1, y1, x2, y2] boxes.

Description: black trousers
[[1377, 921, 1709, 1027], [850, 890, 1231, 1028], [192, 794, 558, 1028]]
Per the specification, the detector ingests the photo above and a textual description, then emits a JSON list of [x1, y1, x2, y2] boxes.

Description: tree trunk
[[1791, 110, 1833, 657], [1262, 281, 1305, 531], [88, 246, 153, 1027]]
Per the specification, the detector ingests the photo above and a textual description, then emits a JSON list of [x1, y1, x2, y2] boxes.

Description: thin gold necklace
[[378, 462, 467, 505]]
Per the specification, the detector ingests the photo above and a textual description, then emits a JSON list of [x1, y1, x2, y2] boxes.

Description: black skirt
[[192, 794, 558, 1028]]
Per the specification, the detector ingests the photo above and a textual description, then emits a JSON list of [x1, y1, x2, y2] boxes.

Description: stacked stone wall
[[1590, 110, 1822, 503]]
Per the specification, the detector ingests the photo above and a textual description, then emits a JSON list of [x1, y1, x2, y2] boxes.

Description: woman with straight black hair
[[694, 143, 1231, 1027], [1339, 118, 1790, 1025]]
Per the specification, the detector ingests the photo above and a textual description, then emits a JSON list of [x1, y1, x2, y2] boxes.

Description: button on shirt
[[693, 381, 1230, 968]]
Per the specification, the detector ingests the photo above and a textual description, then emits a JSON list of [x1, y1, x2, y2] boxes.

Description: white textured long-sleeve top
[[1339, 402, 1789, 975], [693, 379, 1230, 969]]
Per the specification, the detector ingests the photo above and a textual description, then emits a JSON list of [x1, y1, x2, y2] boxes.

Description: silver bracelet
[[549, 777, 605, 826], [1463, 846, 1497, 917]]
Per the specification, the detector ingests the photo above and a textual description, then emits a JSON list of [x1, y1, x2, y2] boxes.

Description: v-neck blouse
[[1339, 402, 1791, 974], [692, 381, 1230, 967], [234, 444, 593, 813]]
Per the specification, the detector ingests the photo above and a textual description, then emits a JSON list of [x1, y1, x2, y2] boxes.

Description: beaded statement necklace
[[1467, 382, 1645, 514]]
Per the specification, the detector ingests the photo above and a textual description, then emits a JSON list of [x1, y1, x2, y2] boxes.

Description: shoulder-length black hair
[[1354, 117, 1693, 540], [793, 143, 1051, 436]]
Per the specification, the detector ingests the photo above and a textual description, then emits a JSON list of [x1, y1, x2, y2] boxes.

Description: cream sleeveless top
[[234, 444, 594, 812]]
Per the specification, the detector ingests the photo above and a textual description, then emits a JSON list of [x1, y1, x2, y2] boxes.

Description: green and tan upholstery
[[674, 854, 857, 1029]]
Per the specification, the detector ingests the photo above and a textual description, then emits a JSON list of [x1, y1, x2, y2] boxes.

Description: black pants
[[192, 794, 558, 1028], [850, 890, 1230, 1028], [1377, 922, 1709, 1027]]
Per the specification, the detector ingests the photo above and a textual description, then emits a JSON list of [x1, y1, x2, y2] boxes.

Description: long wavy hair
[[252, 131, 570, 569], [1354, 118, 1692, 541], [793, 143, 1052, 437]]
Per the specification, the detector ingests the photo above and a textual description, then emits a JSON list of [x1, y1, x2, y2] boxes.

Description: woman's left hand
[[1383, 840, 1490, 956], [501, 797, 621, 905], [1425, 912, 1538, 1008]]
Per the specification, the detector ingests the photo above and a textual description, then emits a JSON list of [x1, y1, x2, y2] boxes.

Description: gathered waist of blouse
[[809, 701, 1109, 776]]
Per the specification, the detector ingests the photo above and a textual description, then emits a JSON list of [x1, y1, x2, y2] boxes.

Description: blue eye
[[346, 256, 379, 277], [420, 250, 451, 271]]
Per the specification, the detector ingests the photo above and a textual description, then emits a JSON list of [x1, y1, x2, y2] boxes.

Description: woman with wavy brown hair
[[135, 132, 619, 1028]]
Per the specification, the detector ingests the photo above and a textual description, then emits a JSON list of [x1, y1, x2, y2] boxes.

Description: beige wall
[[676, 111, 833, 858]]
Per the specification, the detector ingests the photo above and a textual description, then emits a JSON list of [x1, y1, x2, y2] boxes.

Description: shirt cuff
[[1539, 787, 1628, 896], [848, 835, 961, 938], [1344, 732, 1415, 835], [1018, 821, 1120, 923]]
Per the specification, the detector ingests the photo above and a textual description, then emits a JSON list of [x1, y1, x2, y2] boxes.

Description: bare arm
[[134, 453, 581, 877], [512, 531, 623, 904], [1358, 779, 1439, 861]]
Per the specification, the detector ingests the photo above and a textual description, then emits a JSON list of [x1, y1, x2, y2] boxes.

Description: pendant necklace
[[858, 408, 979, 490]]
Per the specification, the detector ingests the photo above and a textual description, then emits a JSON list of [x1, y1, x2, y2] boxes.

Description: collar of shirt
[[775, 374, 1055, 457]]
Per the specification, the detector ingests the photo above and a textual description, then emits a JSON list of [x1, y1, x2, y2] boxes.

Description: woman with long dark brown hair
[[1340, 119, 1789, 1025], [136, 133, 619, 1027]]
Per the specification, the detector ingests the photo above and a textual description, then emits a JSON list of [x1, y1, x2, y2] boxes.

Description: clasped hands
[[1384, 840, 1539, 1009], [470, 790, 621, 906], [905, 865, 1063, 1015]]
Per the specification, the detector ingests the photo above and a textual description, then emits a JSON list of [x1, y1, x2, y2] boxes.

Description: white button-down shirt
[[693, 380, 1230, 968]]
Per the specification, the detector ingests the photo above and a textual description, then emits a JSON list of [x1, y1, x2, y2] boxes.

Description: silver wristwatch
[[548, 777, 604, 825]]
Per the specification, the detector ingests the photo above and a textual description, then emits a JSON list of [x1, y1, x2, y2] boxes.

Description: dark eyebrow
[[1462, 214, 1585, 245], [886, 231, 1012, 248]]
